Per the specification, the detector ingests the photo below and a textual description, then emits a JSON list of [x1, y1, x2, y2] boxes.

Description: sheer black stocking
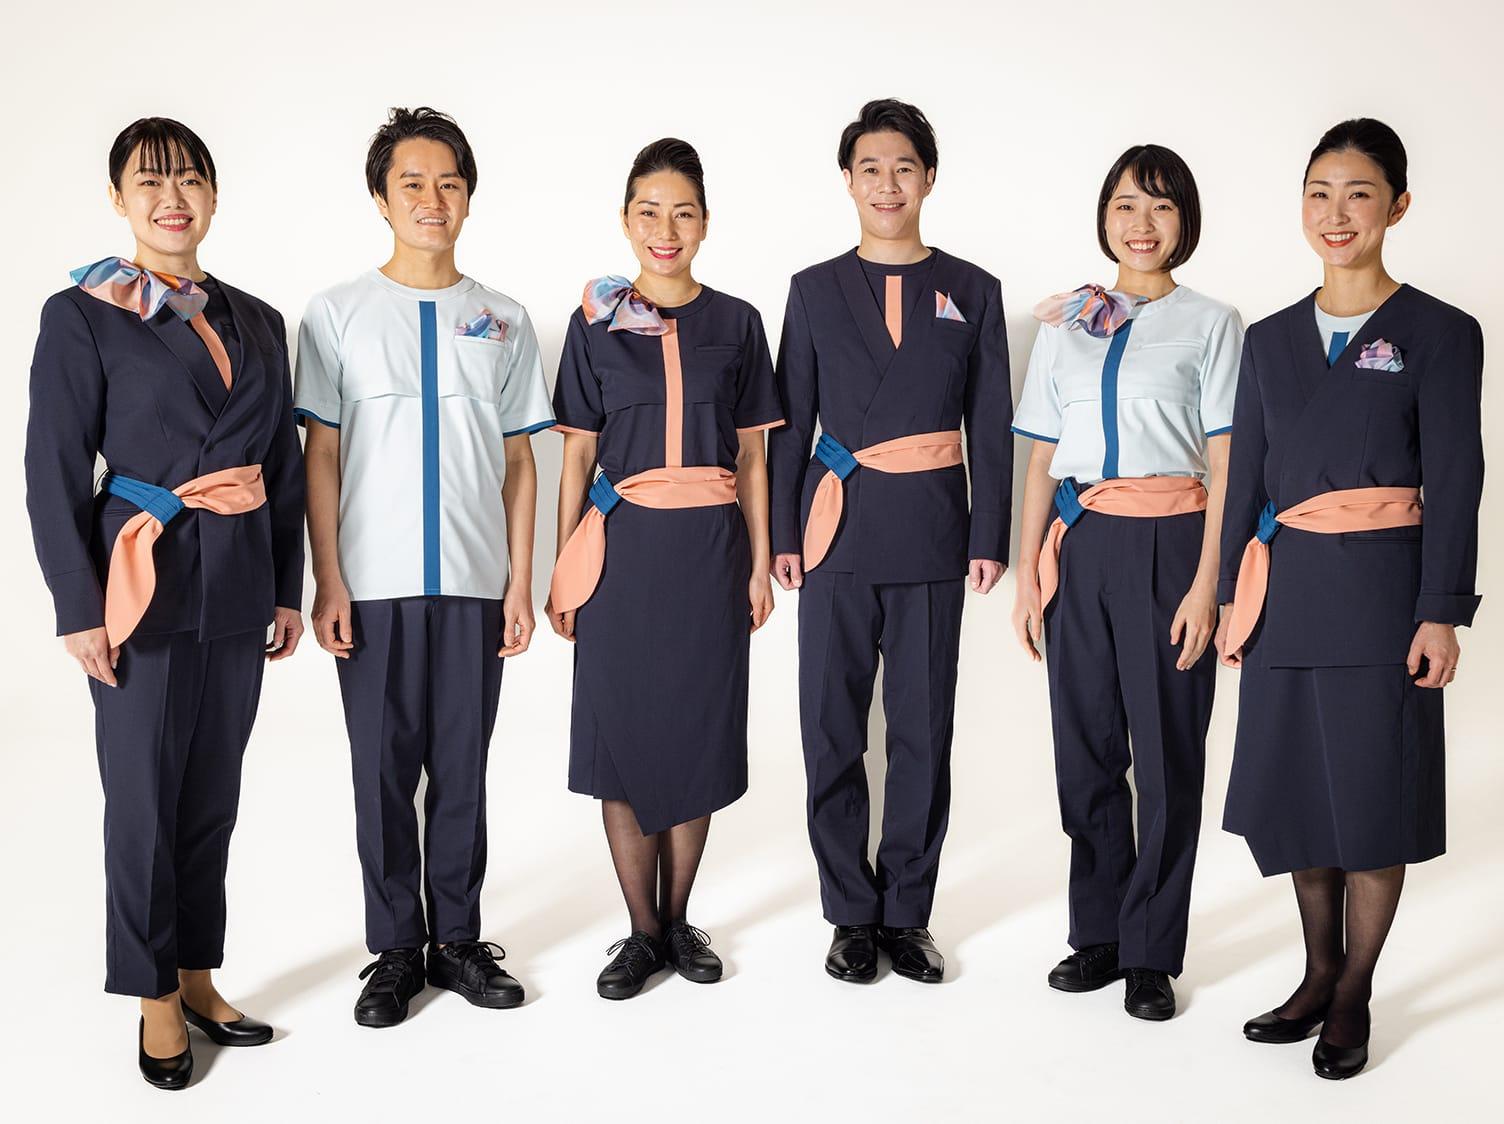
[[658, 815, 711, 926], [1323, 864, 1406, 1048], [1276, 866, 1346, 1020], [602, 800, 661, 939]]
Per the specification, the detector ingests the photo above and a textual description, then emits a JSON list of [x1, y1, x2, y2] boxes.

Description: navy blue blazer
[[768, 248, 1013, 583], [25, 280, 305, 640], [1217, 285, 1484, 667]]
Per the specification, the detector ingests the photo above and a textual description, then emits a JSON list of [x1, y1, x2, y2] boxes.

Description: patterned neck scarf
[[582, 275, 669, 335], [1033, 283, 1145, 339], [71, 257, 208, 321]]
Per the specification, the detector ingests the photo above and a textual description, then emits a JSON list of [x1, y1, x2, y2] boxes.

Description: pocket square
[[456, 308, 509, 342], [936, 291, 966, 322], [1355, 338, 1403, 373]]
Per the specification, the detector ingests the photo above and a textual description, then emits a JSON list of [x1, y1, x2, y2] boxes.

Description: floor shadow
[[234, 944, 371, 1020]]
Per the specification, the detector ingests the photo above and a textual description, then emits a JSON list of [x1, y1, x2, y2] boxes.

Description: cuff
[[49, 567, 106, 636], [1414, 591, 1481, 627], [1216, 576, 1239, 605], [293, 406, 340, 429], [967, 510, 1010, 565], [503, 417, 556, 438], [771, 504, 803, 558]]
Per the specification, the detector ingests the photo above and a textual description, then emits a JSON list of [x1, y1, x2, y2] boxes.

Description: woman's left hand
[[499, 584, 536, 657], [1408, 621, 1460, 688], [749, 574, 775, 634], [1169, 582, 1217, 671], [266, 606, 304, 661]]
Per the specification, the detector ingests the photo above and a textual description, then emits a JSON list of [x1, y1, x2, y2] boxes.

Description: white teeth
[[1325, 232, 1355, 243]]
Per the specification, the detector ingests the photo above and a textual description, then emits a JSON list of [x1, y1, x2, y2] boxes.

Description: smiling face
[[1302, 148, 1409, 270], [1103, 171, 1181, 276], [108, 142, 216, 265], [375, 137, 469, 253], [621, 169, 706, 281], [844, 130, 934, 242]]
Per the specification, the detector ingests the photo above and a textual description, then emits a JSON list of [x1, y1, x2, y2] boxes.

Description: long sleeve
[[767, 277, 818, 556], [962, 276, 1012, 562], [24, 294, 107, 635], [1415, 316, 1485, 625], [1217, 335, 1269, 603], [263, 309, 307, 610]]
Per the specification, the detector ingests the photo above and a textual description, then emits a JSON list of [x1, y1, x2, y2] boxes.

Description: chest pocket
[[445, 335, 509, 404], [686, 344, 741, 408], [1118, 338, 1203, 408]]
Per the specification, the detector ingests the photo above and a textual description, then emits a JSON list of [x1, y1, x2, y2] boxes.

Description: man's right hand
[[312, 579, 355, 658], [772, 553, 804, 591], [65, 626, 119, 686]]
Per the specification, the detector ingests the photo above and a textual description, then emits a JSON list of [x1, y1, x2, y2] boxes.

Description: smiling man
[[768, 99, 1013, 984], [294, 107, 553, 1027]]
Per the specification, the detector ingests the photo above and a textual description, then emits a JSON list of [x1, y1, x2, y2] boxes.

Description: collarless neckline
[[368, 268, 475, 301]]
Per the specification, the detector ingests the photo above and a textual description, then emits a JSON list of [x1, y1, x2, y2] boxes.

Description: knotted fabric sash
[[1038, 477, 1208, 607], [550, 467, 738, 612], [102, 466, 268, 645], [802, 431, 963, 570], [1223, 487, 1423, 654]]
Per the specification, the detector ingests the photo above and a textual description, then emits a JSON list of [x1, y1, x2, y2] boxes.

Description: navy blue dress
[[1218, 286, 1484, 875], [553, 286, 784, 834]]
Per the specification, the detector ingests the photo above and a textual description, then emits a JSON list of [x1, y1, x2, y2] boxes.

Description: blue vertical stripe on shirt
[[420, 301, 441, 595], [1099, 320, 1133, 480], [1326, 330, 1349, 368]]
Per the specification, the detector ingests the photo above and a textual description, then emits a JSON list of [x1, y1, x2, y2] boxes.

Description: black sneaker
[[596, 931, 666, 1000], [664, 921, 723, 983], [354, 948, 425, 1028], [427, 940, 525, 1009], [1124, 968, 1177, 1021], [1047, 942, 1122, 993]]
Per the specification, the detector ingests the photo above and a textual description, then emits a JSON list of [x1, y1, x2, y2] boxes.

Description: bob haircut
[[837, 99, 938, 173], [1096, 144, 1202, 272], [623, 137, 707, 212], [109, 117, 218, 191], [1304, 118, 1408, 199], [365, 107, 478, 199]]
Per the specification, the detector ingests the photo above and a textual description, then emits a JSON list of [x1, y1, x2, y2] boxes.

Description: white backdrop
[[1, 2, 1499, 1120]]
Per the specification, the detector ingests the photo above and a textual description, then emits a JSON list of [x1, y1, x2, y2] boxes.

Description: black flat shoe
[[354, 948, 426, 1028], [1244, 1007, 1326, 1044], [1047, 943, 1122, 993], [1313, 1034, 1369, 1079], [596, 931, 666, 1000], [138, 1018, 192, 1091], [1123, 968, 1176, 1021], [427, 941, 525, 1009], [181, 1000, 274, 1047], [664, 921, 723, 983], [826, 925, 878, 983], [876, 926, 944, 983]]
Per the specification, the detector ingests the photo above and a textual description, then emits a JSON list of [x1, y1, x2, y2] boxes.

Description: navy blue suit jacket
[[768, 248, 1013, 583], [1217, 285, 1484, 667], [25, 280, 305, 640]]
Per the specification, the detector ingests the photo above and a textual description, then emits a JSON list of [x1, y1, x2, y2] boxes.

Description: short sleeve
[[498, 307, 555, 436], [1011, 326, 1062, 442], [292, 294, 342, 429], [1199, 306, 1245, 436], [734, 307, 785, 431], [551, 311, 604, 435]]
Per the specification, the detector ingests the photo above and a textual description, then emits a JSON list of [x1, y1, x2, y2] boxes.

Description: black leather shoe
[[1048, 943, 1122, 993], [354, 948, 426, 1028], [1244, 1007, 1326, 1044], [427, 941, 525, 1009], [826, 925, 878, 983], [1313, 1034, 1369, 1079], [181, 1000, 274, 1046], [876, 926, 945, 983], [138, 1018, 192, 1091], [664, 921, 723, 983], [596, 932, 666, 1000], [1123, 968, 1176, 1021]]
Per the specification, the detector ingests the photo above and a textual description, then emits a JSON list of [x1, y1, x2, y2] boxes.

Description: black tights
[[601, 800, 711, 940], [1277, 864, 1407, 1047]]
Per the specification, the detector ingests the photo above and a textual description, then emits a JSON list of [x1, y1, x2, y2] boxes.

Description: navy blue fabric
[[769, 249, 1013, 581], [1218, 286, 1484, 667], [25, 283, 305, 639]]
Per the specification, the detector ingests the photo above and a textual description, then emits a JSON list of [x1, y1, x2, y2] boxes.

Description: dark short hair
[[1304, 118, 1408, 198], [365, 107, 478, 199], [837, 99, 938, 173], [623, 137, 707, 212], [1096, 144, 1202, 271], [109, 117, 217, 191]]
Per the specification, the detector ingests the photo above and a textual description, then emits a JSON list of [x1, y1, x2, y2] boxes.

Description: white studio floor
[[2, 596, 1501, 1124]]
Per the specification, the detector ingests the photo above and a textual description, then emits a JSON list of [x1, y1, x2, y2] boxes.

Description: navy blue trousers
[[1043, 508, 1213, 976], [91, 629, 266, 997], [798, 572, 964, 928], [337, 597, 504, 953]]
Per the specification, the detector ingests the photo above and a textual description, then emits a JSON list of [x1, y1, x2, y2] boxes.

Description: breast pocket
[[687, 344, 741, 408], [444, 335, 509, 403], [1121, 340, 1202, 407], [1351, 367, 1413, 391]]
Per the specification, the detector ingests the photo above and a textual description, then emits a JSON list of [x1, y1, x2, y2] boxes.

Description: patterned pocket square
[[456, 308, 509, 342], [1355, 338, 1403, 372], [935, 291, 966, 323]]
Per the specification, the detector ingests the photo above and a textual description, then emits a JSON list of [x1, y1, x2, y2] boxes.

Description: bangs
[[109, 117, 217, 189], [1096, 143, 1202, 270]]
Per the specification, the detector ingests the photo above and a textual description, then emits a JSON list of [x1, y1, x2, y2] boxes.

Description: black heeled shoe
[[138, 1018, 193, 1091], [1312, 1034, 1369, 1080], [182, 999, 274, 1046], [1244, 1006, 1326, 1044]]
